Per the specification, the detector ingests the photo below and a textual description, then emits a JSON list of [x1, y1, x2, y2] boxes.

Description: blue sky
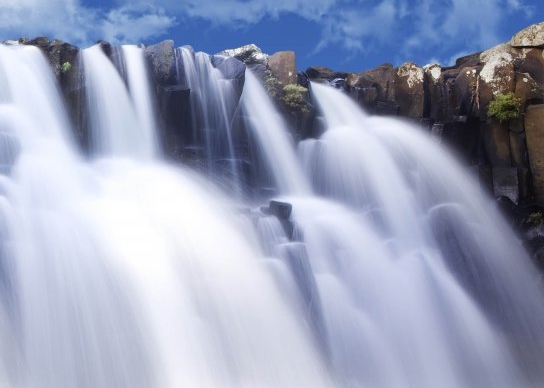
[[0, 0, 540, 71]]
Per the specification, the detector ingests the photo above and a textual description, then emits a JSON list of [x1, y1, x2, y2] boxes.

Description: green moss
[[488, 92, 522, 123], [281, 84, 310, 115], [60, 61, 72, 74], [528, 211, 544, 225], [264, 70, 282, 98]]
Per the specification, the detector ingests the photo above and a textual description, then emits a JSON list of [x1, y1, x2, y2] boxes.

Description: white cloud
[[0, 0, 538, 67], [312, 0, 397, 54], [0, 0, 175, 46], [100, 5, 176, 44]]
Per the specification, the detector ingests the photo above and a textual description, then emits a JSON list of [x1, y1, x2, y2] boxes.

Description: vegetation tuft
[[488, 92, 522, 123], [281, 84, 310, 115]]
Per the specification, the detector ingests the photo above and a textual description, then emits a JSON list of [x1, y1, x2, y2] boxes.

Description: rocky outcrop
[[511, 22, 544, 48], [304, 22, 544, 208], [268, 51, 297, 86]]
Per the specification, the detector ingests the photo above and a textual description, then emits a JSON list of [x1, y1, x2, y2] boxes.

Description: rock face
[[304, 21, 544, 207], [511, 22, 544, 48], [525, 105, 544, 203]]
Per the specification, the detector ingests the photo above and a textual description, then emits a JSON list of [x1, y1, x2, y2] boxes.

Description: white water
[[291, 82, 544, 387], [82, 44, 157, 159], [0, 45, 336, 388], [242, 71, 311, 195], [177, 47, 242, 193], [1, 42, 544, 388]]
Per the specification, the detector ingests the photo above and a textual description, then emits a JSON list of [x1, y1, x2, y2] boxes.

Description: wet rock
[[210, 55, 246, 81], [375, 101, 400, 116], [266, 200, 292, 220], [158, 85, 191, 159], [143, 40, 177, 86], [210, 55, 246, 94], [261, 200, 294, 238], [492, 167, 519, 204]]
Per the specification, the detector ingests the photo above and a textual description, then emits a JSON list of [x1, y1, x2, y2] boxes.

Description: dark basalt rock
[[157, 85, 191, 160], [261, 200, 294, 238], [143, 40, 177, 86], [211, 55, 246, 81], [210, 55, 246, 94]]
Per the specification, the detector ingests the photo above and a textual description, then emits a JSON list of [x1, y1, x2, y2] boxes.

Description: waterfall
[[0, 45, 336, 388], [241, 71, 311, 196], [0, 41, 543, 388], [176, 47, 244, 195], [82, 44, 157, 159]]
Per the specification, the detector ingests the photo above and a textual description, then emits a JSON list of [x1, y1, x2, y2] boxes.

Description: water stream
[[0, 43, 543, 388]]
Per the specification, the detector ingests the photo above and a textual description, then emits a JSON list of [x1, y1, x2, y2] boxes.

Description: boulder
[[360, 63, 395, 102], [524, 105, 544, 204], [143, 40, 177, 86], [210, 55, 246, 93], [394, 62, 425, 117], [211, 55, 246, 81], [218, 44, 268, 66], [455, 52, 482, 68], [511, 22, 544, 48], [305, 66, 334, 79], [479, 50, 516, 99], [260, 200, 294, 238], [268, 51, 297, 86]]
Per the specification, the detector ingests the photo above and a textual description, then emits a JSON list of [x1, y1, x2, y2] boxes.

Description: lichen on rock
[[396, 62, 424, 88], [511, 22, 544, 48]]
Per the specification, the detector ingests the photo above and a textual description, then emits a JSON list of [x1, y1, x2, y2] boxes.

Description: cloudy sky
[[0, 0, 540, 71]]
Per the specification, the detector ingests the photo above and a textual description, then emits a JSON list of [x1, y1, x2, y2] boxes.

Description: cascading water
[[176, 47, 244, 195], [242, 75, 544, 386], [242, 71, 311, 196], [82, 44, 157, 159], [0, 45, 336, 388], [0, 40, 543, 388]]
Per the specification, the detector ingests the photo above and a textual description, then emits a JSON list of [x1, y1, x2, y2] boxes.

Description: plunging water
[[0, 42, 543, 388], [176, 47, 244, 195], [0, 45, 335, 388]]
